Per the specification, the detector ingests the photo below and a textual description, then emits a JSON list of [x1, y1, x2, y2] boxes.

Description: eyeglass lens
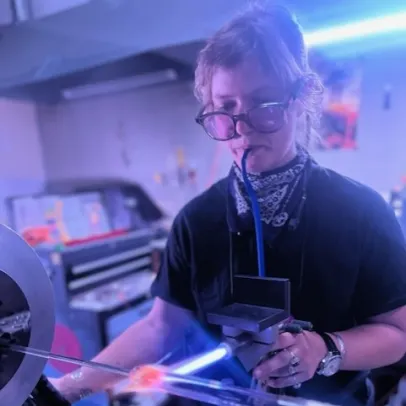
[[201, 104, 285, 140]]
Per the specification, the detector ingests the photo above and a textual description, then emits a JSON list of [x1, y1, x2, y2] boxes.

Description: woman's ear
[[293, 97, 305, 118], [290, 78, 307, 117]]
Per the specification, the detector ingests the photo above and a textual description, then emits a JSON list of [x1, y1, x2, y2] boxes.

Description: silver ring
[[286, 348, 301, 367], [70, 370, 83, 382], [288, 364, 297, 376], [292, 374, 302, 390], [79, 389, 92, 400]]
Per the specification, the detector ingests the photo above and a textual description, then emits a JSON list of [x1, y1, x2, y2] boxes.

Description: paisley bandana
[[231, 147, 310, 231]]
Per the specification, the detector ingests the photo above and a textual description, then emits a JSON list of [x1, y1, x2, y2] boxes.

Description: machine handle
[[23, 375, 71, 406]]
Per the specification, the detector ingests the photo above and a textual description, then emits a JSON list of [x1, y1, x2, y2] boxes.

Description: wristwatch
[[316, 332, 342, 377]]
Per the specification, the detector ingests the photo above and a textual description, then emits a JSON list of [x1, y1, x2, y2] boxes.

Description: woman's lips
[[240, 145, 265, 153]]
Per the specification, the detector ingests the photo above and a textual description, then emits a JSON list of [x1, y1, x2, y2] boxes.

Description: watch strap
[[330, 333, 346, 357], [318, 332, 341, 356]]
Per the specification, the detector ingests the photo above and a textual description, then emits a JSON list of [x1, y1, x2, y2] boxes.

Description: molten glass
[[117, 365, 337, 405], [122, 365, 166, 393]]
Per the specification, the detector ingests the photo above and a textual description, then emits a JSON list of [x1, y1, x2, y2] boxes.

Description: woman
[[52, 4, 406, 405]]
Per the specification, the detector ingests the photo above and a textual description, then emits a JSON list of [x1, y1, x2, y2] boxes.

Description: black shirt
[[151, 165, 406, 404]]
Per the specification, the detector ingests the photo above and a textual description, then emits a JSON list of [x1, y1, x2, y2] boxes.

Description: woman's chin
[[240, 158, 267, 174], [237, 151, 295, 173]]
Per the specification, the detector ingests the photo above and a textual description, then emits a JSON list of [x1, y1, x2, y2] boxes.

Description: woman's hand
[[48, 376, 83, 403], [48, 377, 61, 391], [253, 331, 327, 388]]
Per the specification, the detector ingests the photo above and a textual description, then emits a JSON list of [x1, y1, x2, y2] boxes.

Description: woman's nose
[[235, 116, 254, 137]]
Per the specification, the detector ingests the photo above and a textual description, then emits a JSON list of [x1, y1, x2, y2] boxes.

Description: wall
[[0, 98, 46, 222], [30, 0, 91, 19], [38, 47, 406, 216], [38, 82, 231, 216], [0, 1, 13, 26]]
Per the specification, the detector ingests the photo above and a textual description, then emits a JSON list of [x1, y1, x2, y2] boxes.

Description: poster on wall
[[153, 147, 198, 189], [309, 51, 363, 150]]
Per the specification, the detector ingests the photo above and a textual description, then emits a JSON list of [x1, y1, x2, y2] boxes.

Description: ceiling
[[0, 0, 404, 102]]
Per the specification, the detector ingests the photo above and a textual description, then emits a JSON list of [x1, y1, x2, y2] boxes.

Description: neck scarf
[[231, 147, 311, 232]]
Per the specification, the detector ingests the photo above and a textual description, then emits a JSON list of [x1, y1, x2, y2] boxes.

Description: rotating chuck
[[0, 225, 55, 406]]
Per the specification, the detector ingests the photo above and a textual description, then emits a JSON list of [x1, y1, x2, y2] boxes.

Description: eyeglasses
[[195, 80, 303, 141], [195, 101, 291, 141]]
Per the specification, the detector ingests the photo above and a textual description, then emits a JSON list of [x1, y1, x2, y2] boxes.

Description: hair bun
[[247, 0, 299, 22]]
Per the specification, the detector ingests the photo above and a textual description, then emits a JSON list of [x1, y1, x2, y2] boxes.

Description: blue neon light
[[305, 12, 406, 47]]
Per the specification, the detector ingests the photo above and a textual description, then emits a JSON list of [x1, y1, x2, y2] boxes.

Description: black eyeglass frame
[[195, 79, 302, 141]]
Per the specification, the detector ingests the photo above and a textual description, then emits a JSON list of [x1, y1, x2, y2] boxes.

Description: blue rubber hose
[[241, 150, 266, 278]]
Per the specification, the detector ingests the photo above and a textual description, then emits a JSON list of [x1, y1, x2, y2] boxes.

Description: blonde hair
[[194, 2, 324, 148]]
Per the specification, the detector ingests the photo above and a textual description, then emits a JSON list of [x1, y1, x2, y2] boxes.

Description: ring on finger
[[286, 348, 301, 368], [288, 364, 297, 376], [291, 374, 302, 390]]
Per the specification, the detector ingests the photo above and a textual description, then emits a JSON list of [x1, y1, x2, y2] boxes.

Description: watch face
[[322, 355, 341, 377]]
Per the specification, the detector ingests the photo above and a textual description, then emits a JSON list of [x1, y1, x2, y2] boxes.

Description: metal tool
[[2, 343, 131, 377]]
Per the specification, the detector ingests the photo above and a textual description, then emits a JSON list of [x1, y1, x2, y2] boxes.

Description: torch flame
[[121, 365, 166, 393]]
